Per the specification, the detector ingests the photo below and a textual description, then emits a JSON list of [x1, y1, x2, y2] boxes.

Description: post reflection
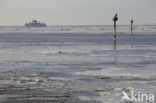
[[114, 39, 116, 51]]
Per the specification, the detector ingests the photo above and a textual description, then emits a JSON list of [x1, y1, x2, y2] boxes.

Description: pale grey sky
[[0, 0, 156, 25]]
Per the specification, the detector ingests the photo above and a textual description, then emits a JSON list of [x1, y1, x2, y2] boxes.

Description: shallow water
[[0, 31, 156, 103]]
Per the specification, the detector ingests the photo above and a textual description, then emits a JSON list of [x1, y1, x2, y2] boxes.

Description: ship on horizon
[[25, 20, 47, 27]]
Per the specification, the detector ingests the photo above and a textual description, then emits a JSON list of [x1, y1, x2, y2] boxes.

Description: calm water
[[0, 26, 156, 103]]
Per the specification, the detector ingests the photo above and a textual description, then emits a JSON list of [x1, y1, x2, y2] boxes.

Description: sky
[[0, 0, 156, 25]]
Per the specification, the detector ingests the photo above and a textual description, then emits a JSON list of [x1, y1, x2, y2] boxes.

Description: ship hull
[[25, 23, 47, 27]]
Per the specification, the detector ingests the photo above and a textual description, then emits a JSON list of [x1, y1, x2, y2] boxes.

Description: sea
[[0, 25, 156, 103]]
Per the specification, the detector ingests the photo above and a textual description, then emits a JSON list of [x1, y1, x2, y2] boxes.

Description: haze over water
[[0, 0, 156, 25]]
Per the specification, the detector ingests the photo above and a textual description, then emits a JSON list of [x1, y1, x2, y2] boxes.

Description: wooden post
[[113, 13, 118, 39], [131, 19, 134, 36]]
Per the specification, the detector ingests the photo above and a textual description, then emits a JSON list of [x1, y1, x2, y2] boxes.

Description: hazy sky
[[0, 0, 156, 25]]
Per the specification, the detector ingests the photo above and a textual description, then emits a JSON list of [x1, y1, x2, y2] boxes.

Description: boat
[[25, 20, 47, 27]]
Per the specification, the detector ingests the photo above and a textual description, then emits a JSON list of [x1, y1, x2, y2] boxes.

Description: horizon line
[[0, 24, 156, 26]]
